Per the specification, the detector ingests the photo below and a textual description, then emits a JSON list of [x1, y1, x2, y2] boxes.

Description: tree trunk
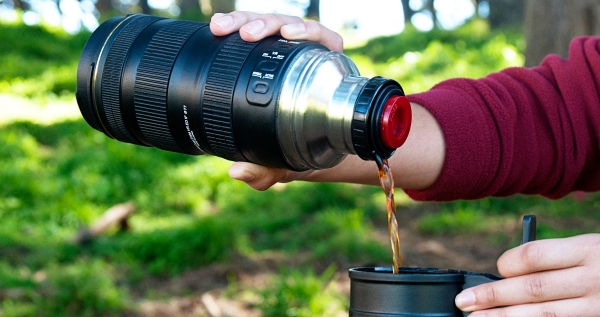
[[487, 0, 525, 29], [209, 0, 235, 14], [425, 0, 438, 29], [471, 0, 479, 18], [401, 0, 414, 25], [524, 0, 600, 67], [12, 0, 27, 10], [94, 0, 113, 17], [139, 0, 151, 14], [180, 0, 203, 21], [305, 0, 320, 20]]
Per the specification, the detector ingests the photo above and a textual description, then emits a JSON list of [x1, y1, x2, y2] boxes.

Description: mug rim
[[349, 267, 466, 283]]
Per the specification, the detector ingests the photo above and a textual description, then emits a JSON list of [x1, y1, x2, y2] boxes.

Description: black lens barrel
[[132, 20, 205, 152], [100, 15, 162, 145], [77, 14, 326, 169], [198, 34, 259, 161]]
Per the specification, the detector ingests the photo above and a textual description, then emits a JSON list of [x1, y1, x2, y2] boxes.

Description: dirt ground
[[135, 202, 523, 317]]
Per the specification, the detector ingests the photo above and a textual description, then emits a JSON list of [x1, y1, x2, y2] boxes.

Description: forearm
[[304, 102, 445, 191]]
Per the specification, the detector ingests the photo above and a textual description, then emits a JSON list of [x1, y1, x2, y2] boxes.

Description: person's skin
[[456, 235, 600, 316], [210, 11, 600, 316]]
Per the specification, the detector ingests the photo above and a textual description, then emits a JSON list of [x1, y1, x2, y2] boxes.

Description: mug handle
[[461, 215, 537, 316]]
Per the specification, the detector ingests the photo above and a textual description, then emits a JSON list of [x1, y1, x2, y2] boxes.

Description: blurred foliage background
[[1, 0, 600, 316]]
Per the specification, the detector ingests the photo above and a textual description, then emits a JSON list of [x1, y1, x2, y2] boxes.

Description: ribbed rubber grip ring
[[202, 34, 258, 161], [351, 77, 403, 160], [101, 15, 162, 144], [134, 20, 203, 152]]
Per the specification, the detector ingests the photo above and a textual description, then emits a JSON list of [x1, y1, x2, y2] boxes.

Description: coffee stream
[[375, 154, 402, 274]]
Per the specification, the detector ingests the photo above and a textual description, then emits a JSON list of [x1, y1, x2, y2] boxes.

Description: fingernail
[[282, 22, 306, 36], [469, 313, 486, 317], [241, 20, 265, 35], [213, 15, 233, 28], [455, 290, 476, 308], [211, 12, 224, 19], [229, 167, 256, 182]]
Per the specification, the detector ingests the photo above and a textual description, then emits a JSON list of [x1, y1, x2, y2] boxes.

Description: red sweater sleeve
[[404, 36, 600, 201]]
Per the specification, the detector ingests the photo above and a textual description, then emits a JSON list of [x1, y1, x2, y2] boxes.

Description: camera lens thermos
[[76, 14, 412, 171]]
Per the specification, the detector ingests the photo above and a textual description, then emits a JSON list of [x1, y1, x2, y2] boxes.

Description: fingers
[[210, 11, 343, 52], [455, 267, 587, 311], [210, 11, 260, 36], [469, 297, 599, 317], [211, 11, 303, 41], [281, 20, 344, 52], [497, 234, 600, 277], [228, 162, 313, 191], [456, 235, 600, 313]]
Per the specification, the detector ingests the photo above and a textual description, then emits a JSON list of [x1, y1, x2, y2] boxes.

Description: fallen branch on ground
[[70, 201, 136, 244]]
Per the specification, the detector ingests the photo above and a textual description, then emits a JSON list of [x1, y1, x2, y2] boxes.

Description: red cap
[[380, 95, 412, 149]]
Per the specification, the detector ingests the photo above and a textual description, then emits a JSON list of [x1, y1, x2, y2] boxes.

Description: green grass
[[0, 21, 89, 99], [346, 19, 524, 64], [0, 259, 131, 317], [257, 265, 347, 317], [216, 179, 390, 263], [0, 116, 391, 315], [90, 216, 236, 276], [417, 194, 600, 245], [347, 19, 525, 94]]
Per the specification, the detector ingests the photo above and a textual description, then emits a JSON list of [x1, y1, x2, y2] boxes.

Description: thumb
[[229, 162, 293, 190]]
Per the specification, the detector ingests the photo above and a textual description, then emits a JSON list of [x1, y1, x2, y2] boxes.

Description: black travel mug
[[349, 215, 537, 316], [349, 267, 501, 317]]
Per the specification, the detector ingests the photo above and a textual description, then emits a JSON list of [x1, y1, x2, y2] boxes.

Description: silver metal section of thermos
[[277, 48, 370, 170]]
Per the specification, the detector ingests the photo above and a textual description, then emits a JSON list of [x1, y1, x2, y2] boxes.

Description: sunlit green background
[[1, 6, 600, 317]]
